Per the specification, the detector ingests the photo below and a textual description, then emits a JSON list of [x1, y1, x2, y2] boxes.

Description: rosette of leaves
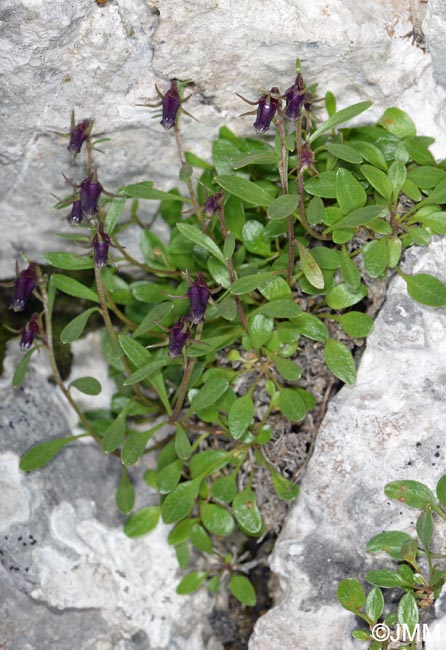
[[15, 71, 446, 604]]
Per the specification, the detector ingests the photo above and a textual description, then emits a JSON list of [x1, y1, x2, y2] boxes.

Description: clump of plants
[[338, 478, 446, 649], [9, 60, 446, 606]]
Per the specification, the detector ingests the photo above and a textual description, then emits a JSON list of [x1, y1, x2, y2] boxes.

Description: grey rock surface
[[2, 0, 446, 277], [249, 239, 446, 650], [0, 347, 221, 650]]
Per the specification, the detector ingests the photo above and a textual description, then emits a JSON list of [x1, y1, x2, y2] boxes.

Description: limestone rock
[[2, 0, 446, 276], [249, 239, 446, 649]]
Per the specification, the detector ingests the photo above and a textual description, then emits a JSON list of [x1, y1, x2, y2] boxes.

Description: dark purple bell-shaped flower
[[253, 87, 280, 134], [68, 119, 91, 154], [92, 224, 111, 267], [10, 265, 36, 312], [20, 314, 39, 350], [284, 73, 306, 121], [80, 176, 103, 218], [161, 81, 181, 130], [168, 318, 189, 358], [68, 199, 83, 225], [203, 191, 224, 217], [188, 273, 211, 324]]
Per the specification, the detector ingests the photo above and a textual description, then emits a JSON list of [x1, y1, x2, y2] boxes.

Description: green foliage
[[14, 66, 446, 609]]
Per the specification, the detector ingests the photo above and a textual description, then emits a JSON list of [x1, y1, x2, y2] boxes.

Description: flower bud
[[300, 142, 315, 169], [203, 191, 224, 217], [68, 119, 91, 154], [188, 273, 211, 324], [68, 199, 83, 225], [10, 265, 36, 312], [284, 73, 306, 121], [168, 318, 189, 358], [92, 224, 111, 267], [161, 81, 181, 130], [20, 315, 39, 350], [253, 87, 280, 134], [80, 176, 103, 218]]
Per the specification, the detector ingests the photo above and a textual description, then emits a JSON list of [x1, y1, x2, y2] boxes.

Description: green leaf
[[249, 313, 274, 349], [69, 376, 102, 396], [157, 459, 184, 494], [403, 137, 436, 166], [233, 151, 278, 169], [384, 480, 435, 509], [121, 427, 158, 465], [20, 436, 80, 471], [241, 220, 271, 257], [400, 272, 446, 307], [190, 524, 213, 553], [424, 178, 446, 205], [388, 160, 407, 200], [305, 171, 337, 198], [294, 313, 329, 342], [365, 587, 384, 624], [258, 277, 291, 300], [360, 165, 393, 202], [212, 139, 241, 175], [228, 395, 254, 439], [309, 101, 372, 143], [340, 246, 361, 289], [124, 506, 161, 537], [363, 238, 389, 278], [408, 166, 445, 189], [175, 425, 192, 460], [306, 196, 324, 226], [379, 107, 416, 138], [105, 196, 127, 234], [337, 578, 366, 612], [325, 143, 363, 164], [201, 503, 235, 536], [324, 339, 356, 384], [230, 272, 276, 295], [229, 575, 257, 607], [44, 252, 94, 270], [175, 541, 190, 569], [102, 408, 129, 453], [232, 488, 262, 535], [267, 194, 298, 220], [115, 466, 135, 514], [12, 348, 34, 388], [223, 232, 236, 259], [162, 480, 200, 524], [278, 388, 307, 422], [52, 274, 99, 303], [269, 467, 299, 500], [257, 300, 301, 319], [211, 474, 237, 504], [179, 163, 193, 182], [176, 571, 209, 595], [336, 168, 367, 215], [215, 175, 273, 206], [132, 302, 174, 338], [168, 518, 197, 546], [352, 630, 371, 641], [310, 247, 341, 269], [366, 530, 414, 560], [122, 182, 187, 202], [388, 237, 402, 268], [366, 569, 405, 588], [190, 450, 231, 479], [296, 241, 324, 289], [398, 593, 419, 635], [176, 223, 227, 265], [326, 283, 367, 310], [416, 511, 433, 549], [274, 357, 302, 381], [60, 307, 99, 344], [124, 359, 171, 386], [349, 141, 387, 171], [339, 312, 374, 338], [191, 376, 229, 412], [324, 205, 385, 232], [436, 475, 446, 507], [325, 91, 336, 116]]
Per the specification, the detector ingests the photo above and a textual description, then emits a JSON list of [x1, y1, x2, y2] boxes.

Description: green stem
[[174, 122, 202, 219], [111, 236, 180, 277], [171, 322, 204, 422], [276, 112, 295, 284]]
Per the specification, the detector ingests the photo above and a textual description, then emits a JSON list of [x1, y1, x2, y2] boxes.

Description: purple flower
[[284, 73, 306, 121], [168, 318, 189, 358], [253, 87, 280, 134], [68, 199, 83, 225], [20, 315, 39, 350], [92, 224, 111, 267], [80, 176, 103, 218], [10, 265, 36, 312], [203, 191, 224, 217], [68, 119, 91, 154], [188, 274, 211, 324], [300, 142, 314, 169], [160, 81, 181, 130]]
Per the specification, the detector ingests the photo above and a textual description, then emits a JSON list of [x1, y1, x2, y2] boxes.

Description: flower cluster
[[168, 274, 211, 357]]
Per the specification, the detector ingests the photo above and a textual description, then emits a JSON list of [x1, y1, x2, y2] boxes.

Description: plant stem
[[111, 236, 180, 277], [276, 113, 295, 284], [216, 205, 249, 333], [174, 122, 202, 219], [170, 322, 204, 422]]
